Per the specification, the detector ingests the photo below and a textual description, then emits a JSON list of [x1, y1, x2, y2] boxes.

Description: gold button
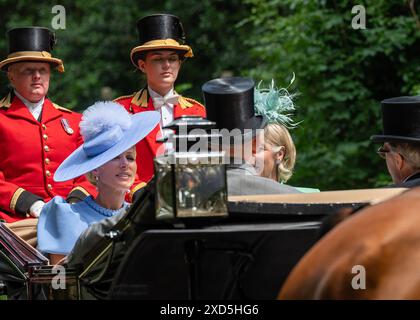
[[43, 134, 48, 140], [47, 184, 53, 190], [45, 158, 50, 165], [44, 145, 50, 152], [46, 170, 51, 177], [42, 124, 47, 130]]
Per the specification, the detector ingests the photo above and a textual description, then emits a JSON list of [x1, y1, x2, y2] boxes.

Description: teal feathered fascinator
[[254, 74, 300, 128]]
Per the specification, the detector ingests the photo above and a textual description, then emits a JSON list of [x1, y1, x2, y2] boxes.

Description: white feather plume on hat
[[80, 101, 132, 141]]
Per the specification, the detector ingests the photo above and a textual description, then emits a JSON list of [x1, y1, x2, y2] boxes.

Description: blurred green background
[[1, 0, 419, 190]]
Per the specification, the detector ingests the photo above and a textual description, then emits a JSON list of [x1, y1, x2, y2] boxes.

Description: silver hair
[[389, 142, 420, 171]]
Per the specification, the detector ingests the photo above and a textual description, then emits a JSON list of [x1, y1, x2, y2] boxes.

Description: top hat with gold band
[[0, 27, 64, 72], [130, 14, 193, 68]]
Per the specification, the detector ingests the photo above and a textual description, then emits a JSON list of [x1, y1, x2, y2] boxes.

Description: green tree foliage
[[0, 0, 252, 109], [243, 0, 420, 189]]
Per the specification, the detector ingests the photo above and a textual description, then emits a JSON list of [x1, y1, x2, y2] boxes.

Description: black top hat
[[0, 27, 64, 72], [137, 14, 186, 46], [130, 14, 193, 68], [202, 77, 267, 144], [371, 96, 420, 143]]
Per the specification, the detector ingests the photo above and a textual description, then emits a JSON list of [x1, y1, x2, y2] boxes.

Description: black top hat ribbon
[[130, 14, 193, 68], [0, 27, 64, 72], [371, 96, 420, 143], [202, 77, 267, 144]]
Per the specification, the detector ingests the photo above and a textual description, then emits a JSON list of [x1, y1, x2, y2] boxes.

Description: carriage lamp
[[154, 116, 228, 219]]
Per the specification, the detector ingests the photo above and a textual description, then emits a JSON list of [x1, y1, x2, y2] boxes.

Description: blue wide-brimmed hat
[[54, 101, 160, 182]]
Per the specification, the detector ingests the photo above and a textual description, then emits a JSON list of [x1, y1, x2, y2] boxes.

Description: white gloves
[[29, 200, 45, 218]]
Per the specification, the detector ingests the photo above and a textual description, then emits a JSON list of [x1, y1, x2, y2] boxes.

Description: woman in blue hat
[[37, 101, 159, 264]]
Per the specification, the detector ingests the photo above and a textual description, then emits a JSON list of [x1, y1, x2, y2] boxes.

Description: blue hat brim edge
[[54, 111, 160, 182]]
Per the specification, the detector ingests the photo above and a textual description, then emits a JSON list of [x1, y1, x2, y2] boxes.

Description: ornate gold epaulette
[[132, 89, 148, 107], [179, 96, 204, 109], [0, 93, 12, 109], [53, 103, 72, 113]]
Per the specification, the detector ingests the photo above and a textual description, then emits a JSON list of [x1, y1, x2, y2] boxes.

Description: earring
[[275, 159, 281, 165], [94, 175, 99, 191]]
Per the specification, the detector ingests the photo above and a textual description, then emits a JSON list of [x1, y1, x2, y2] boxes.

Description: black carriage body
[[0, 188, 404, 300], [0, 223, 48, 299]]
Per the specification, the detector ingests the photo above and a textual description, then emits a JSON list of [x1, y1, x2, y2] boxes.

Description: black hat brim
[[222, 115, 267, 145], [371, 134, 420, 144]]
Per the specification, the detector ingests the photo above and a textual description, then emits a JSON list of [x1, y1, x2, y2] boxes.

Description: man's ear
[[138, 60, 146, 73], [7, 67, 14, 83], [395, 152, 405, 170]]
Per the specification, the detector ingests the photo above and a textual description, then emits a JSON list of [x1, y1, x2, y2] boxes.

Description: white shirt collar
[[148, 86, 175, 101]]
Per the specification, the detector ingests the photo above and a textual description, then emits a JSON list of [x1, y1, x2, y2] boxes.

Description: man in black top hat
[[202, 77, 301, 195], [371, 96, 420, 188], [0, 27, 96, 225], [316, 96, 420, 240]]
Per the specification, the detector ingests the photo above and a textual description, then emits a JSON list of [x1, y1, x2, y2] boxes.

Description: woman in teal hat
[[252, 80, 319, 193]]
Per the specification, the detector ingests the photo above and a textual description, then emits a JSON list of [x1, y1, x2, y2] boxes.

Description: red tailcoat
[[0, 93, 96, 223], [114, 88, 206, 199]]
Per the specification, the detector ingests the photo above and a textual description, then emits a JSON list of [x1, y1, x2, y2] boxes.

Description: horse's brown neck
[[279, 187, 420, 299]]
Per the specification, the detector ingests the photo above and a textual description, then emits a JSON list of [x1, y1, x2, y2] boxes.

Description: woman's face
[[94, 147, 137, 192], [253, 132, 284, 180], [138, 50, 181, 94]]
